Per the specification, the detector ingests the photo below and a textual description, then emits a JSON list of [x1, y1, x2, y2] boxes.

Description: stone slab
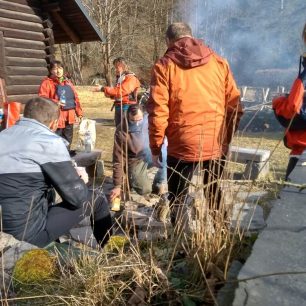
[[229, 146, 270, 163], [233, 159, 306, 306], [231, 203, 266, 232], [233, 230, 306, 306], [69, 226, 97, 249], [2, 241, 37, 273]]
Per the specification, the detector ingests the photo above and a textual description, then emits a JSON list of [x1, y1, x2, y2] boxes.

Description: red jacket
[[148, 37, 242, 161], [38, 77, 83, 128], [104, 72, 140, 105], [273, 78, 305, 155]]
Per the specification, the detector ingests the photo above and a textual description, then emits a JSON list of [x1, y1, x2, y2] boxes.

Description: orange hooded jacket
[[104, 72, 140, 105], [39, 77, 83, 128], [148, 37, 242, 162], [272, 78, 306, 155]]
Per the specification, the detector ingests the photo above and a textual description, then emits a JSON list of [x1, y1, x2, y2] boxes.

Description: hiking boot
[[154, 193, 170, 222]]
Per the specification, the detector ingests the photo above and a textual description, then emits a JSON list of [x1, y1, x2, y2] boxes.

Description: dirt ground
[[74, 86, 290, 179]]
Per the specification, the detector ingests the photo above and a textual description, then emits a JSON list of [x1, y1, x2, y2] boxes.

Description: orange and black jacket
[[148, 37, 243, 162], [273, 78, 305, 155], [39, 77, 83, 128], [104, 72, 141, 106]]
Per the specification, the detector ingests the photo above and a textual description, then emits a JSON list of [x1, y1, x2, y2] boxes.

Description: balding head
[[24, 97, 59, 128], [166, 22, 193, 45]]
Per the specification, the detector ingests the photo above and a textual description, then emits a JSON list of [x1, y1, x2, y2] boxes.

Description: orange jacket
[[38, 77, 83, 128], [272, 78, 305, 155], [104, 72, 140, 105], [148, 37, 242, 161]]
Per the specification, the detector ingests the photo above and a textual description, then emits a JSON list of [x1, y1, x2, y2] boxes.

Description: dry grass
[[3, 87, 291, 305]]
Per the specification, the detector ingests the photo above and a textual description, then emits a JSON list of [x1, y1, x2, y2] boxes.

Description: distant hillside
[[186, 0, 306, 88]]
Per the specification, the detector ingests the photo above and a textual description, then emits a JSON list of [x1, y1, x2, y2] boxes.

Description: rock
[[69, 226, 97, 249], [2, 241, 37, 274], [0, 232, 19, 253], [231, 202, 266, 232], [78, 216, 91, 227], [217, 260, 243, 306]]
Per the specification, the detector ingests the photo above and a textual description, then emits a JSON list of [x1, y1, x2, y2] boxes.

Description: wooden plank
[[0, 27, 45, 41], [0, 8, 42, 24], [7, 75, 44, 86], [5, 0, 40, 9], [0, 17, 43, 33], [7, 94, 38, 104], [6, 57, 47, 67], [0, 31, 4, 78], [0, 0, 40, 15], [50, 11, 81, 43], [6, 66, 48, 76], [6, 84, 40, 95], [0, 78, 7, 106], [5, 47, 46, 59], [4, 37, 46, 50]]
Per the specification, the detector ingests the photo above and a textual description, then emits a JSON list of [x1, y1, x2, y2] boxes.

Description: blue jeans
[[143, 113, 167, 186]]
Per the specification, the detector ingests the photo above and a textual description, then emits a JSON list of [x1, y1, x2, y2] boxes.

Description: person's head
[[303, 23, 306, 45], [127, 104, 143, 126], [165, 22, 193, 47], [24, 97, 60, 131], [113, 57, 128, 75], [49, 60, 64, 79]]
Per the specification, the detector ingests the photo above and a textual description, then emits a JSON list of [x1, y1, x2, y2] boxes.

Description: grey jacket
[[0, 118, 87, 243]]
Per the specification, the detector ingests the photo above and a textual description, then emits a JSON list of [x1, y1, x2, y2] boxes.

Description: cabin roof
[[42, 0, 104, 44]]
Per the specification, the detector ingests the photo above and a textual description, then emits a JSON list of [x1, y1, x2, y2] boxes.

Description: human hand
[[152, 154, 162, 168], [93, 85, 104, 92], [76, 116, 83, 124], [109, 187, 121, 202]]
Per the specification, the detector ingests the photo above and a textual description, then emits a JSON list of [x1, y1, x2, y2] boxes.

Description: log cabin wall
[[0, 0, 52, 105]]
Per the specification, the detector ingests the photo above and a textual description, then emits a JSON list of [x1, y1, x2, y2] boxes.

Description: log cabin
[[0, 0, 103, 128]]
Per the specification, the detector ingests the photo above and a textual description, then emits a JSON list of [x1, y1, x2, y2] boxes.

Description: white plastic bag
[[78, 118, 96, 151]]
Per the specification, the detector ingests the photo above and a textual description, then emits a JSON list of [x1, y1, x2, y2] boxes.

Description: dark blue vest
[[56, 84, 76, 110]]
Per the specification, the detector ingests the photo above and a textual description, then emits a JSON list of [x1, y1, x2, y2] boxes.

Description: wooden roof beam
[[51, 10, 81, 44]]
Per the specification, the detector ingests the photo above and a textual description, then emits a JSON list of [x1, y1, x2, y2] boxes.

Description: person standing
[[96, 57, 140, 126], [148, 22, 242, 222], [39, 60, 83, 149], [273, 54, 306, 180]]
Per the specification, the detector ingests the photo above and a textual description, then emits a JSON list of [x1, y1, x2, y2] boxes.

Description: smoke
[[176, 0, 306, 87]]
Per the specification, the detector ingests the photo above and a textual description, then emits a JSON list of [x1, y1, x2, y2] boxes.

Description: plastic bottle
[[0, 108, 3, 121], [84, 131, 92, 153], [59, 89, 66, 106]]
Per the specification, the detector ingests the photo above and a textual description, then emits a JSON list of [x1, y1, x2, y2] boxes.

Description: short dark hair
[[166, 22, 192, 42], [113, 57, 126, 66], [127, 104, 143, 117], [24, 97, 59, 126], [49, 60, 63, 70]]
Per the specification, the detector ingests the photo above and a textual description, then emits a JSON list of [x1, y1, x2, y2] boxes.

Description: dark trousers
[[56, 123, 74, 148], [285, 157, 299, 181], [29, 190, 112, 248], [167, 156, 225, 213], [114, 108, 128, 127]]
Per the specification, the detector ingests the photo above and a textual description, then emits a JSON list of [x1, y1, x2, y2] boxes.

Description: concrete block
[[244, 160, 269, 180], [95, 160, 104, 178], [230, 146, 270, 163]]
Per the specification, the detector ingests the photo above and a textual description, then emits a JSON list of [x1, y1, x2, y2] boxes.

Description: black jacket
[[0, 118, 88, 242]]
